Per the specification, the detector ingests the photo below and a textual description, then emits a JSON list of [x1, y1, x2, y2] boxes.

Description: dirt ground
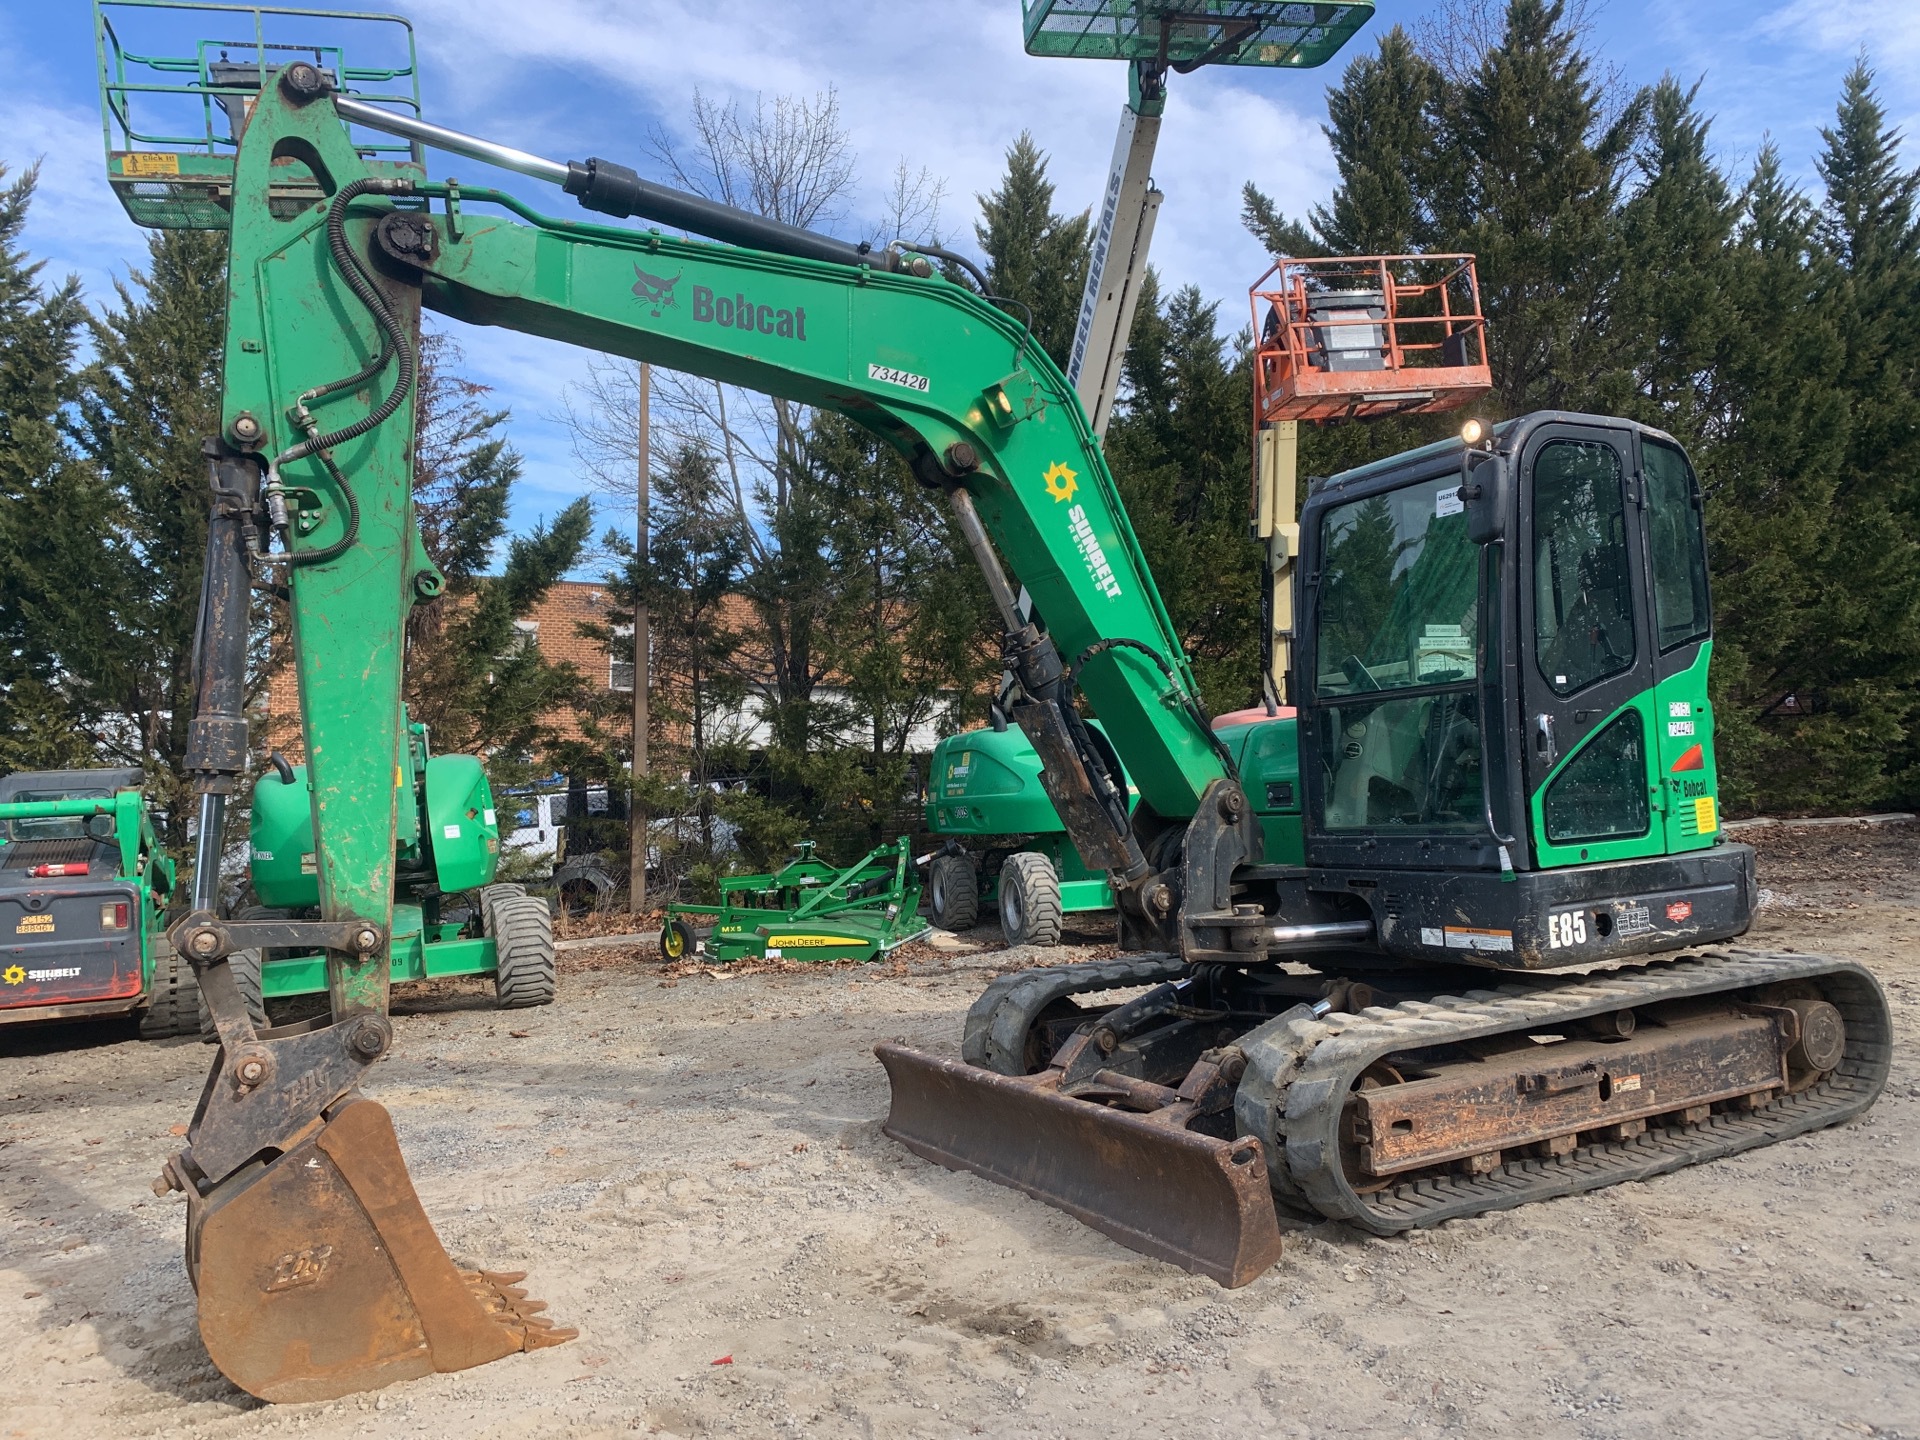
[[3, 824, 1918, 1440]]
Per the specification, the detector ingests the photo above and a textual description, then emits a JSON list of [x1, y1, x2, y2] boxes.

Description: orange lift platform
[[1251, 253, 1491, 423], [1249, 254, 1493, 709]]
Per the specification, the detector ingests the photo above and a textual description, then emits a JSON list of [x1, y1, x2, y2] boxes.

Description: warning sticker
[[121, 152, 181, 177], [1614, 1073, 1642, 1093], [1615, 902, 1652, 938], [1444, 925, 1513, 953], [1694, 796, 1717, 834], [1420, 926, 1445, 948]]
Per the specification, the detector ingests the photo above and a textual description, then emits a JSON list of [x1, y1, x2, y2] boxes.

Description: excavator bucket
[[187, 1097, 574, 1403], [875, 1044, 1284, 1286]]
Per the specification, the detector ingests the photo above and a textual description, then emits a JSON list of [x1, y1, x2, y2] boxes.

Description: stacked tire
[[483, 883, 555, 1009]]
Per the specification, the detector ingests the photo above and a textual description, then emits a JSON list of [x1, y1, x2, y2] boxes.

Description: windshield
[[4, 788, 110, 841], [1312, 474, 1486, 834], [1315, 472, 1478, 697]]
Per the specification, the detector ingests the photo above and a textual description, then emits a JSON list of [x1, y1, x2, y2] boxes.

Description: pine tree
[[70, 226, 228, 839], [1806, 63, 1920, 802], [0, 165, 104, 774], [974, 134, 1092, 368], [1441, 0, 1647, 412], [1699, 146, 1860, 810], [1105, 278, 1262, 710], [579, 443, 748, 888], [1245, 25, 1443, 260], [1608, 77, 1737, 436]]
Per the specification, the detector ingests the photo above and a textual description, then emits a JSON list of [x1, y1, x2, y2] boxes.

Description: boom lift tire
[[490, 890, 556, 1009], [998, 851, 1063, 947], [138, 932, 198, 1040], [478, 882, 527, 939], [928, 852, 978, 932]]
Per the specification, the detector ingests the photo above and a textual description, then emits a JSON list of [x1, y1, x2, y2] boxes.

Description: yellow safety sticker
[[15, 914, 55, 935], [121, 152, 181, 177], [1694, 796, 1717, 834]]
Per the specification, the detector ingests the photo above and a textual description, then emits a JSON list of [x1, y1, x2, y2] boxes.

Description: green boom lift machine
[[243, 722, 555, 1016], [96, 0, 1888, 1407]]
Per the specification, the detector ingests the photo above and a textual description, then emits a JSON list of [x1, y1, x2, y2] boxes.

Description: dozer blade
[[875, 1043, 1283, 1287], [189, 1096, 574, 1403]]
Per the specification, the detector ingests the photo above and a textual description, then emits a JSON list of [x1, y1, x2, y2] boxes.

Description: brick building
[[265, 579, 956, 764]]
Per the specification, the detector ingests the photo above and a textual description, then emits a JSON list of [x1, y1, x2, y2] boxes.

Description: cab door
[[1516, 422, 1663, 868], [1636, 434, 1720, 852]]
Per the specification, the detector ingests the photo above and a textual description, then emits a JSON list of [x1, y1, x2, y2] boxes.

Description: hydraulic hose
[[269, 177, 418, 567]]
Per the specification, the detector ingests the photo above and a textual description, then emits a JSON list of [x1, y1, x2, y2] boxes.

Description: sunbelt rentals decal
[[1043, 462, 1122, 600]]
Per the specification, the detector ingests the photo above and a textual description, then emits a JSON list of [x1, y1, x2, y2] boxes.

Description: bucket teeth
[[461, 1268, 572, 1344]]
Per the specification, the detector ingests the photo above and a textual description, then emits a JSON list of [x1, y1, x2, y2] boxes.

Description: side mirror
[[1462, 451, 1510, 545]]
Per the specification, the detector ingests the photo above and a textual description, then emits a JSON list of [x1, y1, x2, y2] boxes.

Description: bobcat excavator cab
[[95, 1, 1887, 1402]]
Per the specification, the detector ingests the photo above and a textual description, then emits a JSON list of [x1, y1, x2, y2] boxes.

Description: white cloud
[[0, 89, 148, 306]]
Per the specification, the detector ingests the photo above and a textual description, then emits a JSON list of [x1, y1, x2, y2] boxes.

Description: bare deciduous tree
[[561, 86, 951, 777]]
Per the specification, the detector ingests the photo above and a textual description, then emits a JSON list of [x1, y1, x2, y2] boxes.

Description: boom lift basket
[[93, 1, 420, 229], [1021, 1, 1375, 69], [1251, 253, 1491, 422]]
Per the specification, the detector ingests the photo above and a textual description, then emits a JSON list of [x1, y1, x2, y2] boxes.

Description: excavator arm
[[161, 64, 1252, 1402]]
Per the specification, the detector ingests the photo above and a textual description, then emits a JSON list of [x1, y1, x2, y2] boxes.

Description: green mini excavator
[[95, 0, 1887, 1406]]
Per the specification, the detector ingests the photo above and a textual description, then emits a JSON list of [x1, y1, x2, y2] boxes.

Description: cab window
[[1543, 710, 1650, 844], [1643, 439, 1712, 651], [1313, 473, 1484, 832], [1532, 440, 1634, 695]]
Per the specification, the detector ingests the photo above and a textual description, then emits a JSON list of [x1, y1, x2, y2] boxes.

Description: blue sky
[[6, 1, 1917, 555]]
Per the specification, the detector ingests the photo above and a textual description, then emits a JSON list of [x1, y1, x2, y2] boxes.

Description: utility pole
[[628, 363, 651, 914]]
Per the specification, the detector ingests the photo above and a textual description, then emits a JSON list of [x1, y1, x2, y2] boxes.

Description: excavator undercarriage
[[881, 947, 1889, 1284]]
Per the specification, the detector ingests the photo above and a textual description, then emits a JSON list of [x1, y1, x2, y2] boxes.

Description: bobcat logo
[[632, 265, 682, 317]]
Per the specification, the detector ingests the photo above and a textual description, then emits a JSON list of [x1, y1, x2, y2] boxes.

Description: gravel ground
[[2, 824, 1917, 1439]]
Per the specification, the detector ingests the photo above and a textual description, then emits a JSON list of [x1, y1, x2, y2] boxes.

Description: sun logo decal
[[1043, 461, 1078, 503], [2, 965, 24, 986]]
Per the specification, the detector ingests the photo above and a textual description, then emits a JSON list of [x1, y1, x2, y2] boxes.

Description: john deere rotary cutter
[[661, 838, 927, 964]]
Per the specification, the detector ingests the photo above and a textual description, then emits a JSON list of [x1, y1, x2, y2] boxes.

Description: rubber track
[[138, 935, 196, 1040], [1236, 947, 1892, 1233], [961, 955, 1188, 1074], [492, 891, 557, 1008]]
